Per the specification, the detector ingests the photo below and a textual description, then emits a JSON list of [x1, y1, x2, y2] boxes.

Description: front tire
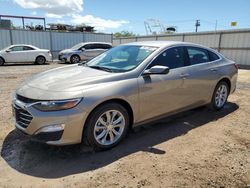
[[35, 56, 46, 65], [0, 57, 5, 66], [84, 103, 130, 150], [210, 81, 229, 110], [70, 55, 80, 64]]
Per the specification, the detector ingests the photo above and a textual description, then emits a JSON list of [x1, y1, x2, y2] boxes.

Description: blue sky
[[0, 0, 250, 34]]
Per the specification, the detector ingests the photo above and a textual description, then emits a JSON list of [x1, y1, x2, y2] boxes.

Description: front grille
[[14, 104, 33, 129], [16, 94, 39, 103]]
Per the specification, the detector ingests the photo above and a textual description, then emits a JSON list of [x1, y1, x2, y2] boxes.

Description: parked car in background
[[58, 42, 112, 64], [0, 44, 52, 65], [13, 41, 238, 150]]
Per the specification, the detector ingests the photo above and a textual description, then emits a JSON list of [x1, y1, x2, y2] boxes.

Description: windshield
[[86, 45, 158, 72], [71, 43, 83, 50]]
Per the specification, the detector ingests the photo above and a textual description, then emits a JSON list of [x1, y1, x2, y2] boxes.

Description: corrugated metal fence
[[0, 29, 112, 58], [113, 29, 250, 66], [1, 29, 249, 65]]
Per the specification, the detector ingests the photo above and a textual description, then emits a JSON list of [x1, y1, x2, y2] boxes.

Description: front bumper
[[12, 96, 89, 146], [16, 127, 64, 143], [58, 54, 70, 62], [47, 54, 53, 62]]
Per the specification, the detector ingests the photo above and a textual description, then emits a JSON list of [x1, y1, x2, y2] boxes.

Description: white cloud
[[71, 14, 129, 30], [31, 11, 37, 15], [14, 0, 83, 16], [14, 0, 129, 31], [56, 19, 66, 24], [45, 13, 63, 19]]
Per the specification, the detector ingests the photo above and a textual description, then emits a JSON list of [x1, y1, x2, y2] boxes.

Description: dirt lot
[[0, 63, 249, 188]]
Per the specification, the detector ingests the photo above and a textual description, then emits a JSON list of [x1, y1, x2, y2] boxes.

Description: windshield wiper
[[88, 65, 114, 72], [78, 61, 88, 66]]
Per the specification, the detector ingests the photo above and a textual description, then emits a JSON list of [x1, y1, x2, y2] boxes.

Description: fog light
[[34, 124, 65, 135]]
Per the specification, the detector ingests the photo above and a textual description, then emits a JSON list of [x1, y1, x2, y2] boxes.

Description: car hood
[[59, 49, 75, 54], [16, 65, 124, 100]]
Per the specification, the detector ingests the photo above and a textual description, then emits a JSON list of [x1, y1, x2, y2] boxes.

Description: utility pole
[[195, 20, 200, 32], [215, 20, 218, 31]]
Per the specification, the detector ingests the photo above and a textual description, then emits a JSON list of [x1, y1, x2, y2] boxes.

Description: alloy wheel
[[36, 56, 45, 64], [94, 110, 125, 146], [71, 56, 80, 63], [215, 84, 228, 108]]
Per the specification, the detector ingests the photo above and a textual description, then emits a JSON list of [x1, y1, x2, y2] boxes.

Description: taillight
[[234, 63, 239, 69]]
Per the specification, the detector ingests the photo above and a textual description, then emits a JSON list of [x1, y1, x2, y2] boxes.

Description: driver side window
[[147, 47, 185, 69], [10, 46, 24, 52]]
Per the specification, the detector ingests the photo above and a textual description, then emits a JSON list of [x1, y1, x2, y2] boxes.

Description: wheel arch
[[83, 98, 134, 138], [217, 77, 231, 92], [0, 56, 5, 62], [70, 54, 81, 62], [36, 55, 46, 62]]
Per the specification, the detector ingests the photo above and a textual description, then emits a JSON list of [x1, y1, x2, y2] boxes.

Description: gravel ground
[[0, 63, 249, 188]]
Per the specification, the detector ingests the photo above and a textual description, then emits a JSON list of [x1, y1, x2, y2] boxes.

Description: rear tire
[[35, 56, 46, 65], [83, 103, 130, 150], [0, 57, 5, 66], [70, 55, 80, 64], [210, 81, 229, 110]]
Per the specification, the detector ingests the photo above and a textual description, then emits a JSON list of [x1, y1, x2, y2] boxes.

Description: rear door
[[182, 46, 221, 105], [81, 44, 102, 59]]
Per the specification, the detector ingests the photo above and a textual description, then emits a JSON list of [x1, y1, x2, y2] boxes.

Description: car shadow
[[2, 63, 50, 66], [1, 102, 239, 178]]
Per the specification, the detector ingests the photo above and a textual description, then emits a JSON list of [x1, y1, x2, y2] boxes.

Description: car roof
[[122, 41, 208, 49], [122, 40, 222, 58], [79, 42, 112, 46], [9, 44, 38, 48]]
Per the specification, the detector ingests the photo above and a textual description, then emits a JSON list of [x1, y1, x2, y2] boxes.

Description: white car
[[0, 44, 52, 65]]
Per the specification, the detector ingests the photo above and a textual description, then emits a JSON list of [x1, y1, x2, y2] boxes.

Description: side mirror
[[142, 65, 170, 76], [81, 48, 85, 51], [6, 49, 11, 53]]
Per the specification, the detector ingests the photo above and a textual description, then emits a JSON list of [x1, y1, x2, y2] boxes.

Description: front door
[[6, 46, 27, 62], [138, 46, 191, 122]]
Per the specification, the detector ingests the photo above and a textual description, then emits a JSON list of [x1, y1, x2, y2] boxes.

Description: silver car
[[58, 42, 112, 64], [12, 41, 238, 150]]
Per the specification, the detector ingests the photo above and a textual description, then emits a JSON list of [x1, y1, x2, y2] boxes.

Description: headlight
[[33, 98, 82, 111]]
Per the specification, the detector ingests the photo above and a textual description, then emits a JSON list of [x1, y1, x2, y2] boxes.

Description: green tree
[[114, 31, 136, 38]]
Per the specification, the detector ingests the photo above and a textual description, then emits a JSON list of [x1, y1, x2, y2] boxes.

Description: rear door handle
[[180, 73, 189, 78], [210, 68, 218, 72]]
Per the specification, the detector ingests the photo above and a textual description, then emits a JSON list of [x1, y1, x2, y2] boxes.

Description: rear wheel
[[35, 56, 46, 65], [70, 55, 80, 64], [0, 57, 5, 66], [210, 81, 229, 110], [84, 103, 130, 150]]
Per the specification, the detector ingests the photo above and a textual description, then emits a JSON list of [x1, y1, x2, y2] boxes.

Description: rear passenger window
[[101, 44, 112, 49], [93, 44, 102, 49], [187, 47, 209, 65], [208, 50, 220, 61], [94, 44, 112, 49], [23, 46, 35, 50], [148, 47, 185, 69], [84, 44, 94, 50]]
